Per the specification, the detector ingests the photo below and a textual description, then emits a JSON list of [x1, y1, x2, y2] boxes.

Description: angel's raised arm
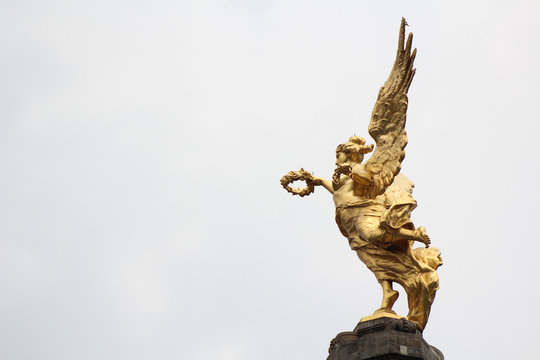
[[313, 176, 334, 194]]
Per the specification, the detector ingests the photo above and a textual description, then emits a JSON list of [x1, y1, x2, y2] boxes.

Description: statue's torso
[[333, 174, 371, 209]]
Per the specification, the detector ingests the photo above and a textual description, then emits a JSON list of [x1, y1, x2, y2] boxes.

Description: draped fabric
[[335, 201, 439, 330]]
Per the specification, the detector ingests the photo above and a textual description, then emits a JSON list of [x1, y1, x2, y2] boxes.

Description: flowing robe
[[334, 176, 440, 330]]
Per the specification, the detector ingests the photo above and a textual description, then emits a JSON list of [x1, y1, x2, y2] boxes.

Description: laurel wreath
[[280, 168, 315, 197]]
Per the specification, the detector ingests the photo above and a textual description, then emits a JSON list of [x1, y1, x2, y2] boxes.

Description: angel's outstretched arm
[[313, 177, 334, 194]]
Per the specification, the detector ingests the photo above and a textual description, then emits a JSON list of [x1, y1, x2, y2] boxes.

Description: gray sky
[[1, 0, 539, 359]]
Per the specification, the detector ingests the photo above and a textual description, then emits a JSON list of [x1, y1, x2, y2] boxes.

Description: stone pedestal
[[327, 317, 444, 360]]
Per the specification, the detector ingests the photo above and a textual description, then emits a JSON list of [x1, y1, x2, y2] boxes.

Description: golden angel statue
[[280, 18, 442, 331]]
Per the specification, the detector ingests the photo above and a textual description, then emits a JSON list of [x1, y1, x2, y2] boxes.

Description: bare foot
[[415, 226, 430, 247]]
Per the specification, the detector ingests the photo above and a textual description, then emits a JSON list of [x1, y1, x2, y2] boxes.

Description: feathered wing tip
[[394, 17, 417, 93], [363, 18, 417, 198]]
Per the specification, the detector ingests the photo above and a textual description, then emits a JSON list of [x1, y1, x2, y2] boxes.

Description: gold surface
[[281, 18, 442, 331], [360, 310, 403, 323]]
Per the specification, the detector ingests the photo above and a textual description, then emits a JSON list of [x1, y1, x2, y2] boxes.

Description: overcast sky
[[1, 0, 540, 359]]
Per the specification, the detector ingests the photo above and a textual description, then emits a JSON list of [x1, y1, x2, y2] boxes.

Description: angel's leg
[[394, 226, 430, 246], [377, 280, 399, 311]]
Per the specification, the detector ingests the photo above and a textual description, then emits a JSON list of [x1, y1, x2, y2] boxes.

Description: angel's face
[[336, 151, 362, 166], [335, 152, 348, 166]]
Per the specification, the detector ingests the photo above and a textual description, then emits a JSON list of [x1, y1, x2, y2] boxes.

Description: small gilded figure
[[281, 18, 442, 331]]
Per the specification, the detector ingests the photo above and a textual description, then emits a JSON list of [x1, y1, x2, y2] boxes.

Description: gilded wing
[[364, 18, 416, 199]]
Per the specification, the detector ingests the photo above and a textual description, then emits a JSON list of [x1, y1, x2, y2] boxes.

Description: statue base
[[327, 317, 444, 360], [359, 309, 402, 323]]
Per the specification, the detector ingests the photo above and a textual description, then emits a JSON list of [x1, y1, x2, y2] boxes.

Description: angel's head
[[335, 136, 374, 165]]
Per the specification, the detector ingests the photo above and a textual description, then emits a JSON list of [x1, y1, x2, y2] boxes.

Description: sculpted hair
[[336, 136, 374, 156]]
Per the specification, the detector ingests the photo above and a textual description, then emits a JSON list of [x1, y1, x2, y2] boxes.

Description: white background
[[1, 1, 539, 359]]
